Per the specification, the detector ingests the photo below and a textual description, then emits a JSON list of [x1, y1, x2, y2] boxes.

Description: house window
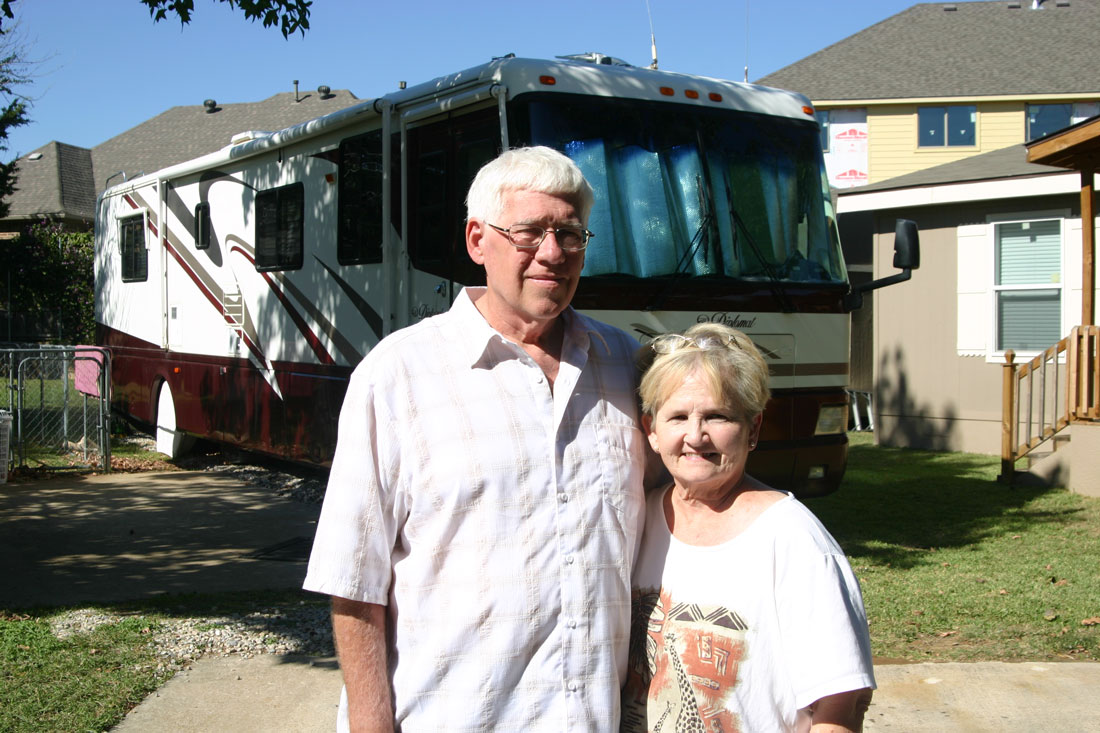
[[1027, 102, 1100, 141], [255, 182, 304, 271], [119, 214, 148, 282], [918, 105, 976, 147], [815, 110, 831, 152], [994, 219, 1061, 351], [195, 202, 211, 250]]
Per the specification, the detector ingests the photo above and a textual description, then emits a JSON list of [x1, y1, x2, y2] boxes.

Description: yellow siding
[[862, 101, 1028, 183], [979, 102, 1023, 152]]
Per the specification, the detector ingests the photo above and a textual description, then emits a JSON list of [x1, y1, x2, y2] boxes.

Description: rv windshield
[[516, 95, 846, 285]]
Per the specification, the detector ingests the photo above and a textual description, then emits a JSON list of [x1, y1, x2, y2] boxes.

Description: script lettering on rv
[[411, 303, 446, 320], [697, 313, 758, 330]]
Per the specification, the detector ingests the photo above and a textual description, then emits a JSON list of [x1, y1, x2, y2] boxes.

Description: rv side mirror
[[844, 218, 922, 311], [893, 218, 920, 271]]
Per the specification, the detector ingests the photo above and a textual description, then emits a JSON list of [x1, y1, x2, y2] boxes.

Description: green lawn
[[0, 613, 171, 732], [809, 432, 1100, 662]]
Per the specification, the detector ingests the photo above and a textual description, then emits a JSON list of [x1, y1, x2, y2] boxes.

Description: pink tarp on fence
[[74, 347, 106, 398]]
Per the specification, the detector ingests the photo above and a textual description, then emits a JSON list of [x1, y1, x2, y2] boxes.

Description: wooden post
[[1082, 168, 1096, 327], [1000, 349, 1017, 484]]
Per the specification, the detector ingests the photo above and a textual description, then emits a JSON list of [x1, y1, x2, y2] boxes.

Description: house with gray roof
[[757, 0, 1100, 188], [834, 121, 1098, 492], [4, 142, 96, 229], [2, 87, 360, 234]]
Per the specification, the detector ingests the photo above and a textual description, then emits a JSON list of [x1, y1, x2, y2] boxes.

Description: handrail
[[1000, 325, 1100, 482]]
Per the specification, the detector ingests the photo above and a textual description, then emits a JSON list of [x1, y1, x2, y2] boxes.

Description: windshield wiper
[[645, 174, 715, 311], [724, 179, 795, 313]]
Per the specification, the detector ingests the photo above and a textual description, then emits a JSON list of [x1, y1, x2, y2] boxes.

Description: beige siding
[[872, 212, 1004, 454], [867, 192, 1085, 455]]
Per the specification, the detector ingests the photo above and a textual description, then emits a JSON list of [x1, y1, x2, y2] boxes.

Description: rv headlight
[[814, 404, 848, 435]]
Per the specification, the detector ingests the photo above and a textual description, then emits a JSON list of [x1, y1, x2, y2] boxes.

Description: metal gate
[[2, 346, 112, 473]]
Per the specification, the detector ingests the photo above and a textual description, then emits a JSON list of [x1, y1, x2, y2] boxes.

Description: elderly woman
[[621, 322, 874, 733]]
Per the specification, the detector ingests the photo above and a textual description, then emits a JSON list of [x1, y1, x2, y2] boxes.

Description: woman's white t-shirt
[[621, 488, 875, 732]]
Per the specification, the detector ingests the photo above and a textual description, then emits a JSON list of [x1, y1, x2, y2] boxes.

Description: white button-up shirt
[[304, 288, 646, 731]]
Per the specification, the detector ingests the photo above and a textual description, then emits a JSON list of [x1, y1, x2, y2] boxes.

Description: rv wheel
[[155, 381, 194, 458]]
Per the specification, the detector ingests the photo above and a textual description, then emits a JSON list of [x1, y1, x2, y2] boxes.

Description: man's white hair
[[466, 146, 594, 223]]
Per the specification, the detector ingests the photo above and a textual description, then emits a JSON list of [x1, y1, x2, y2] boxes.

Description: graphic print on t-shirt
[[622, 587, 749, 732]]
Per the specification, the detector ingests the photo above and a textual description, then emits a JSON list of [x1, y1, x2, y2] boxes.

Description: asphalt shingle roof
[[91, 89, 361, 195], [5, 142, 95, 223], [756, 0, 1100, 101], [5, 88, 361, 223]]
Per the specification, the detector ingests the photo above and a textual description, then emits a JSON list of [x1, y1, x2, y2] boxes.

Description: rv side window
[[119, 214, 148, 282], [255, 183, 304, 271], [406, 106, 500, 285], [338, 130, 383, 265], [195, 202, 211, 250]]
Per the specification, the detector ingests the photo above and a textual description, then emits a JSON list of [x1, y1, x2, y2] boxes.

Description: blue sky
[[5, 0, 931, 158]]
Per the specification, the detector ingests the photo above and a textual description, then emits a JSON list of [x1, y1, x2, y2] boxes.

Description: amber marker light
[[709, 92, 723, 102], [684, 89, 699, 99], [173, 367, 181, 374], [802, 105, 815, 115], [659, 86, 675, 96], [539, 75, 557, 85]]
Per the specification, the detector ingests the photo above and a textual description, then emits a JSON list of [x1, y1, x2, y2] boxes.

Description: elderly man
[[304, 146, 646, 731]]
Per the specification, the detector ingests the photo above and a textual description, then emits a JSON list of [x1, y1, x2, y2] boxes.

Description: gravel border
[[49, 602, 335, 672]]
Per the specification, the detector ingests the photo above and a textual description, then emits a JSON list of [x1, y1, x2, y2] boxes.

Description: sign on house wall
[[823, 109, 868, 189]]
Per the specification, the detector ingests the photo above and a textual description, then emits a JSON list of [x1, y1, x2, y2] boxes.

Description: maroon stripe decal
[[162, 240, 268, 365], [230, 245, 336, 366], [122, 192, 159, 237]]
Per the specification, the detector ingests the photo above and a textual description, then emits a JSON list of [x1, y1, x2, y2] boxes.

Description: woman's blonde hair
[[639, 322, 771, 419]]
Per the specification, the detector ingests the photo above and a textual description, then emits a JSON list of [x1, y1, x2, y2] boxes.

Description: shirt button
[[567, 680, 578, 692], [569, 619, 578, 629], [558, 492, 568, 502], [565, 555, 575, 565]]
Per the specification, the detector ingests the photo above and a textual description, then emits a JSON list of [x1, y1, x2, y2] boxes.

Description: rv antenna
[[644, 0, 658, 69], [744, 0, 750, 82]]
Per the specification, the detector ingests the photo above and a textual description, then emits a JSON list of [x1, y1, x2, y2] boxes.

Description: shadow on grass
[[805, 436, 1084, 569]]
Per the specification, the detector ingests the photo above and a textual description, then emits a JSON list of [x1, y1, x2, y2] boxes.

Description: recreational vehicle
[[95, 53, 916, 496]]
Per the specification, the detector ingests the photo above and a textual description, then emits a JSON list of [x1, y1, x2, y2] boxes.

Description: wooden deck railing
[[1000, 325, 1100, 482]]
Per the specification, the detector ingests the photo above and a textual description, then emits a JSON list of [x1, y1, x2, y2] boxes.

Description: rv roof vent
[[230, 130, 272, 146], [943, 4, 958, 10], [318, 84, 333, 98], [556, 52, 633, 67], [1055, 1, 1070, 6], [1007, 1, 1021, 7], [203, 99, 218, 113]]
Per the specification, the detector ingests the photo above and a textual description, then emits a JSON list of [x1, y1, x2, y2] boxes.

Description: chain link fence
[[1, 345, 112, 474]]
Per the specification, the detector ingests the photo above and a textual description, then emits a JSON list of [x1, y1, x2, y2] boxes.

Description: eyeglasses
[[649, 333, 743, 354], [487, 222, 593, 252]]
